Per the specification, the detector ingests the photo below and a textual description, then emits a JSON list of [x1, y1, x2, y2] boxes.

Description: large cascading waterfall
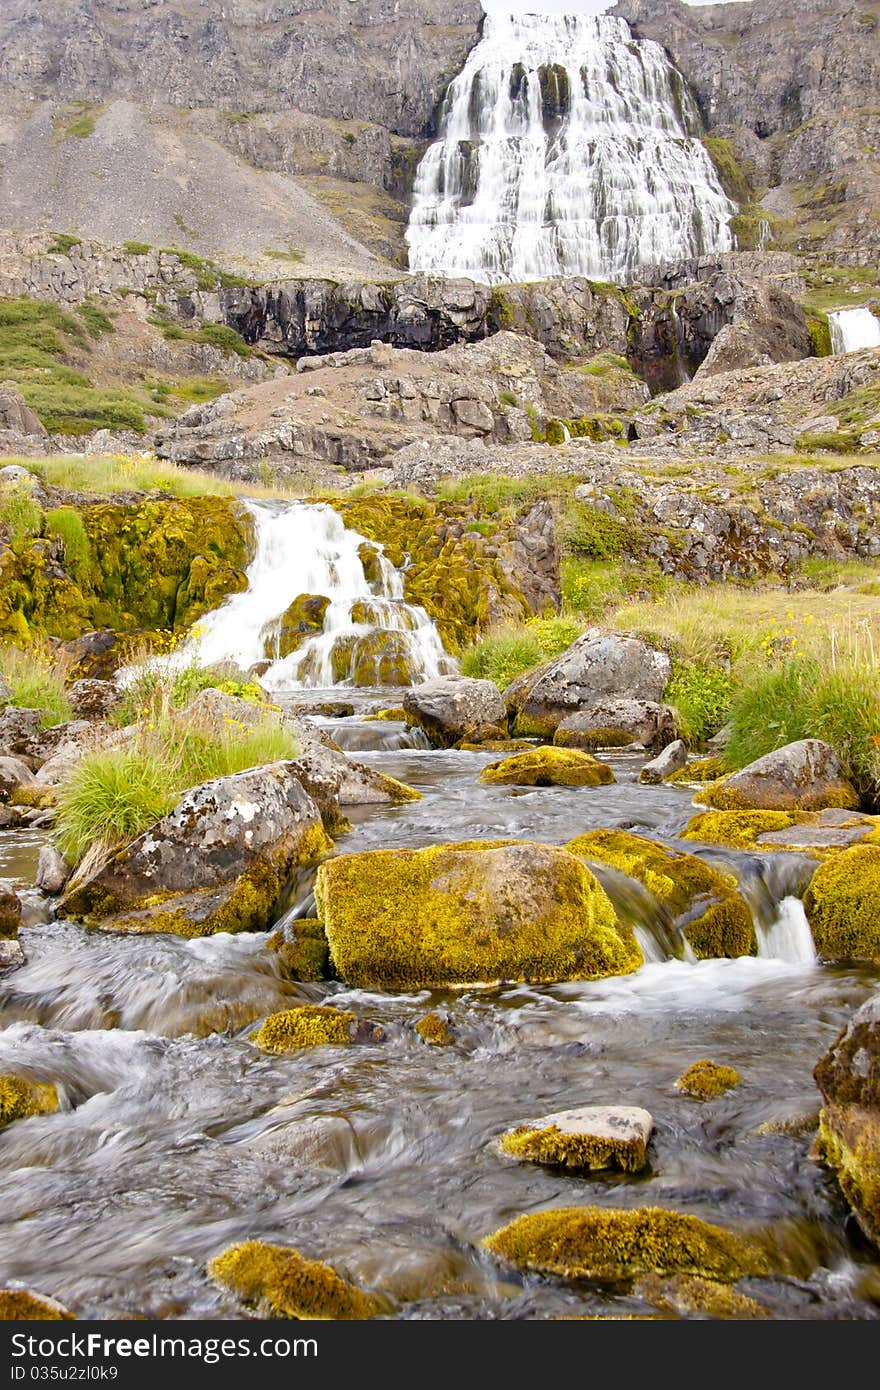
[[406, 11, 735, 284], [184, 501, 452, 690], [829, 307, 880, 355]]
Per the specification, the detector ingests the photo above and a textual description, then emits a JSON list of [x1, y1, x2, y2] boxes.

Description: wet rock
[[554, 699, 678, 751], [208, 1240, 386, 1320], [316, 840, 641, 989], [506, 629, 671, 737], [251, 1004, 382, 1052], [699, 740, 859, 813], [635, 1273, 770, 1320], [245, 1113, 362, 1169], [36, 845, 71, 897], [266, 917, 329, 981], [68, 679, 121, 722], [813, 989, 880, 1246], [481, 746, 615, 787], [0, 940, 25, 971], [640, 739, 689, 784], [262, 593, 329, 660], [675, 1060, 743, 1100], [414, 1011, 455, 1047], [288, 728, 421, 827], [0, 891, 22, 939], [402, 676, 507, 749], [0, 756, 37, 803], [499, 1104, 654, 1173], [60, 762, 331, 937], [683, 807, 867, 852], [803, 844, 880, 963], [0, 1290, 74, 1320], [0, 1074, 59, 1127]]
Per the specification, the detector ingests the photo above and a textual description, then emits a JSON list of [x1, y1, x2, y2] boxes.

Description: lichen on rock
[[675, 1060, 742, 1100], [0, 1074, 59, 1127], [251, 1004, 378, 1052], [481, 745, 615, 788], [499, 1105, 653, 1173], [207, 1240, 386, 1319]]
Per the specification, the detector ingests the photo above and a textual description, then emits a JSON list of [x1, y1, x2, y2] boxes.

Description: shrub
[[44, 507, 92, 586], [123, 242, 152, 256], [558, 498, 628, 560], [461, 627, 544, 690], [194, 323, 251, 357], [1, 643, 73, 727], [46, 234, 82, 255], [666, 661, 734, 745]]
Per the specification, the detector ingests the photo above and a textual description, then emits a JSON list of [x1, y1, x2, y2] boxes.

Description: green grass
[[265, 247, 305, 264], [114, 654, 267, 727], [1, 644, 73, 727], [123, 242, 152, 256], [21, 384, 148, 436], [76, 302, 115, 339], [46, 234, 82, 256], [437, 472, 576, 516], [0, 487, 43, 551], [147, 375, 230, 407], [44, 507, 92, 586], [801, 263, 880, 316], [28, 453, 236, 498], [194, 323, 251, 357], [666, 661, 735, 745], [561, 558, 670, 620], [701, 136, 755, 206], [461, 617, 583, 691]]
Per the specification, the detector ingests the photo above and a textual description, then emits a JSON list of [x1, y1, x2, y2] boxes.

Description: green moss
[[805, 309, 833, 359], [363, 707, 407, 722], [675, 1060, 742, 1100], [0, 1075, 59, 1126], [814, 1110, 880, 1247], [0, 1291, 74, 1320], [414, 1012, 455, 1047], [702, 137, 754, 205], [263, 593, 329, 659], [683, 809, 804, 849], [483, 1206, 770, 1282], [500, 1120, 648, 1174], [480, 746, 616, 788], [123, 241, 152, 256], [315, 840, 642, 990], [803, 844, 880, 961], [207, 1240, 385, 1319], [667, 757, 730, 786], [266, 918, 329, 982], [46, 233, 82, 255], [251, 1005, 358, 1052], [567, 829, 755, 959], [488, 287, 516, 331], [700, 772, 859, 814]]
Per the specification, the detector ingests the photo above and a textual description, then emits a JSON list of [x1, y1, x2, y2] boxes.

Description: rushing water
[[406, 11, 735, 283], [829, 307, 880, 355], [1, 718, 878, 1320]]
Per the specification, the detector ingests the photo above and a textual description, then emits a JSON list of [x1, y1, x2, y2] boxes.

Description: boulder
[[568, 829, 754, 959], [675, 1060, 742, 1100], [0, 1290, 74, 1320], [505, 629, 671, 737], [554, 699, 678, 751], [61, 630, 125, 681], [262, 593, 329, 660], [480, 746, 615, 788], [402, 676, 507, 748], [266, 916, 329, 981], [244, 1113, 362, 1168], [0, 892, 22, 939], [0, 707, 44, 757], [36, 845, 71, 896], [288, 730, 421, 826], [813, 990, 880, 1246], [60, 762, 332, 936], [0, 756, 37, 803], [686, 808, 880, 854], [68, 679, 121, 722], [251, 1004, 382, 1052], [499, 1105, 654, 1173], [0, 1074, 59, 1126], [700, 740, 859, 813], [0, 386, 46, 438], [803, 844, 880, 963], [207, 1241, 386, 1320], [315, 840, 642, 989], [640, 739, 689, 784]]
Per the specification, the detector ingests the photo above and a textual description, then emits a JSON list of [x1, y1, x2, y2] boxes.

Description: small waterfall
[[755, 897, 817, 966], [829, 307, 880, 355], [406, 11, 735, 284], [184, 501, 452, 690]]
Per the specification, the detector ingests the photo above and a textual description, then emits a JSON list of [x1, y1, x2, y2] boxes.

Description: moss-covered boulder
[[567, 829, 755, 959], [262, 593, 329, 659], [554, 700, 678, 752], [675, 1060, 742, 1100], [266, 917, 329, 981], [813, 990, 880, 1247], [699, 740, 859, 813], [414, 1011, 455, 1047], [0, 1074, 59, 1127], [685, 808, 880, 855], [499, 1105, 653, 1173], [251, 1004, 381, 1052], [483, 1206, 771, 1283], [350, 630, 416, 686], [803, 845, 880, 962], [481, 746, 615, 788], [0, 1290, 74, 1320], [207, 1240, 386, 1319], [634, 1273, 770, 1320], [315, 840, 641, 989]]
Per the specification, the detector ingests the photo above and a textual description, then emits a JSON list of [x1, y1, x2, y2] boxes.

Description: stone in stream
[[639, 739, 689, 784], [262, 592, 330, 659], [245, 1113, 363, 1169], [208, 1240, 387, 1319], [402, 675, 507, 748], [634, 1274, 770, 1320], [554, 699, 678, 752], [266, 917, 329, 981], [499, 1105, 654, 1173], [504, 629, 671, 738], [414, 1011, 455, 1047], [0, 1290, 75, 1320], [675, 1060, 743, 1100], [60, 762, 332, 937], [813, 989, 880, 1247], [483, 1206, 771, 1283], [803, 844, 880, 963], [315, 840, 642, 989], [36, 845, 71, 897], [0, 1074, 59, 1127], [698, 739, 859, 813], [0, 756, 37, 803], [250, 1004, 383, 1052], [567, 829, 755, 959], [480, 745, 615, 787], [685, 807, 880, 854], [0, 891, 21, 939]]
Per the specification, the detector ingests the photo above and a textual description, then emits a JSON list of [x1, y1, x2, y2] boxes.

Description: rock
[[554, 699, 678, 751], [402, 676, 507, 748], [250, 1005, 382, 1052], [635, 1274, 770, 1320], [266, 917, 329, 981], [68, 679, 120, 722], [36, 845, 71, 896], [60, 762, 331, 936], [414, 1012, 455, 1047], [813, 990, 880, 1246], [0, 385, 46, 438], [288, 731, 420, 828], [0, 1074, 59, 1127], [207, 1241, 386, 1320], [61, 630, 127, 681], [262, 593, 329, 659], [0, 892, 22, 939], [803, 845, 880, 963], [0, 707, 44, 756], [0, 756, 37, 803], [505, 629, 671, 737], [245, 1113, 361, 1168], [480, 746, 615, 788], [675, 1060, 743, 1100], [0, 1290, 74, 1320], [0, 940, 25, 970], [640, 739, 688, 784], [483, 1206, 771, 1282], [499, 1105, 654, 1173], [568, 829, 754, 959], [315, 840, 642, 989], [700, 740, 859, 813], [0, 674, 10, 705], [683, 807, 880, 852]]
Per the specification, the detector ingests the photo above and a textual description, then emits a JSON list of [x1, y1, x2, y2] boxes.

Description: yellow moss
[[0, 1290, 74, 1320], [266, 918, 329, 982], [814, 1109, 880, 1247], [369, 772, 422, 803], [483, 1206, 771, 1282], [500, 1124, 647, 1173], [667, 757, 730, 785], [480, 746, 615, 788], [459, 739, 536, 753], [207, 1240, 385, 1319], [567, 829, 755, 959], [9, 785, 58, 810], [316, 839, 642, 990], [700, 776, 859, 814], [251, 1005, 359, 1052], [414, 1012, 455, 1047], [635, 1273, 771, 1320], [684, 810, 805, 850], [803, 844, 880, 962], [362, 708, 407, 722], [675, 1060, 742, 1100], [0, 1075, 59, 1126]]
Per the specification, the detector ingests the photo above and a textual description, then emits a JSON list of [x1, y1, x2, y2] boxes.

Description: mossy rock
[[363, 707, 407, 722], [480, 746, 615, 788], [350, 630, 415, 687], [803, 844, 880, 962], [0, 1074, 59, 1127], [813, 994, 880, 1245], [635, 1273, 770, 1320], [675, 1060, 742, 1100], [567, 829, 755, 959], [266, 918, 329, 982], [483, 1206, 771, 1283], [813, 1111, 880, 1249], [207, 1240, 386, 1319], [0, 1290, 74, 1320], [684, 810, 805, 850], [251, 1004, 381, 1052], [499, 1105, 652, 1173], [414, 1011, 455, 1047], [263, 593, 329, 659], [697, 741, 859, 814], [667, 757, 730, 786], [315, 839, 642, 989]]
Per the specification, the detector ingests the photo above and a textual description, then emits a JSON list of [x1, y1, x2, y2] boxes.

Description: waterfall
[[755, 897, 817, 966], [406, 11, 735, 284], [184, 501, 452, 690], [829, 307, 880, 355]]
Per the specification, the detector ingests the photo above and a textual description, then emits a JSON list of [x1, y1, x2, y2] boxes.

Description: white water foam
[[829, 307, 880, 355], [756, 896, 818, 966]]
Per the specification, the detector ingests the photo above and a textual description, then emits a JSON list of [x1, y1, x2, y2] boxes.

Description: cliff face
[[614, 0, 880, 254]]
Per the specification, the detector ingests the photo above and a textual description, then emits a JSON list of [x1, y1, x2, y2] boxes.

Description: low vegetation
[[0, 643, 73, 727]]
